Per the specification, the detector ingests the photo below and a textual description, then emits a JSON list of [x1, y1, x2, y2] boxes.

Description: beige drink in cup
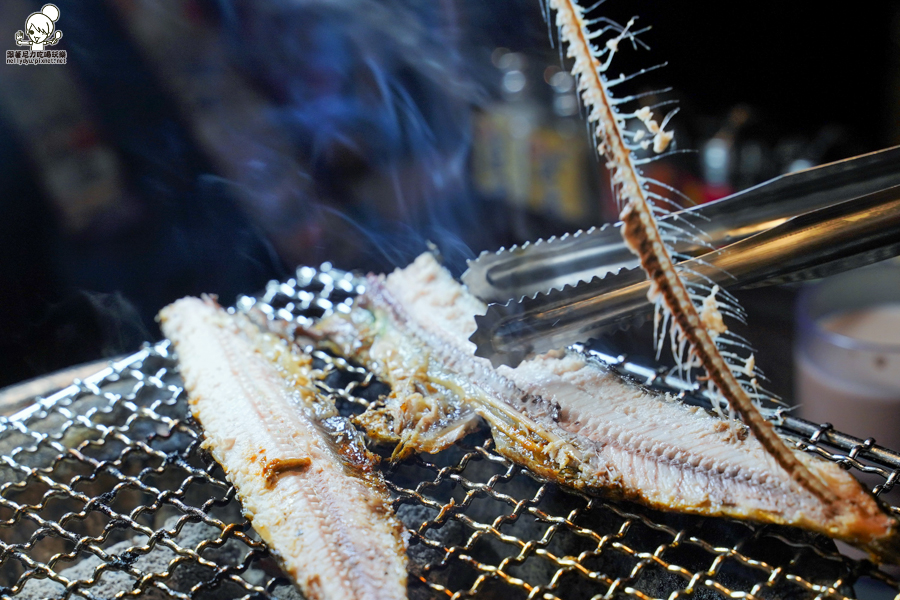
[[795, 266, 900, 452]]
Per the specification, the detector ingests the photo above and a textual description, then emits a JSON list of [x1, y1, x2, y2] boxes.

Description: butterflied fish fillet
[[314, 253, 900, 563], [159, 297, 408, 600]]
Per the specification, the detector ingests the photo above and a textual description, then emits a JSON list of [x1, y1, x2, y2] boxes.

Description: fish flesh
[[159, 297, 408, 600], [313, 253, 900, 563]]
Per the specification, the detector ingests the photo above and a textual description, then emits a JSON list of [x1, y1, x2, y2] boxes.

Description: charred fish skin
[[316, 253, 900, 564], [159, 297, 408, 600]]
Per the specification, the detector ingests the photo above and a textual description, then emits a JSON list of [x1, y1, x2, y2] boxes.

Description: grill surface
[[3, 264, 900, 600]]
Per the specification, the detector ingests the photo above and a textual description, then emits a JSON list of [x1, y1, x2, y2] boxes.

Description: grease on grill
[[1, 265, 900, 599]]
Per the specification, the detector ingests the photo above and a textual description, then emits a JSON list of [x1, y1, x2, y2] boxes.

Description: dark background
[[0, 0, 898, 393]]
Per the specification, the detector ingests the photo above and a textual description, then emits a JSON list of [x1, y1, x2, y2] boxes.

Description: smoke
[[22, 291, 150, 377], [216, 0, 492, 274], [1, 0, 522, 386]]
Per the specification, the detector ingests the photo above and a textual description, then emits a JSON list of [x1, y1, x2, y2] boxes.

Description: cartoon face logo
[[15, 4, 63, 51]]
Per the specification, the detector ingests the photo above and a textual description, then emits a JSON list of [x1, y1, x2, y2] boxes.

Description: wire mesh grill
[[3, 264, 900, 600]]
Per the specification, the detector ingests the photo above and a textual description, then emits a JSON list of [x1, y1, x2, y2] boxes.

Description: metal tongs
[[466, 145, 900, 367]]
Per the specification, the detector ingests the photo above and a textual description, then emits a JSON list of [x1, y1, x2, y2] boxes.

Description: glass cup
[[794, 264, 900, 452]]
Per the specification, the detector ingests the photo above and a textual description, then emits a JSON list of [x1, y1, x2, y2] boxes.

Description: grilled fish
[[159, 297, 408, 600], [314, 253, 900, 564]]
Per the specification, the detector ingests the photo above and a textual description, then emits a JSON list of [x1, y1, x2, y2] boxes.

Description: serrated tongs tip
[[467, 146, 900, 367]]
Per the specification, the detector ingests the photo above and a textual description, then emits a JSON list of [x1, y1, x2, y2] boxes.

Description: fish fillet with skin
[[314, 253, 900, 564], [159, 297, 408, 600]]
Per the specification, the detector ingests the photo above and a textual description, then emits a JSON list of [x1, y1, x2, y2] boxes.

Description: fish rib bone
[[548, 0, 834, 504]]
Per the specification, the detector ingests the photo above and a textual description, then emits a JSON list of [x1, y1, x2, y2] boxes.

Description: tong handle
[[465, 145, 900, 304]]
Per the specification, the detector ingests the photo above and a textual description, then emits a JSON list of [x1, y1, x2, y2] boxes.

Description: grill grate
[[2, 264, 900, 599]]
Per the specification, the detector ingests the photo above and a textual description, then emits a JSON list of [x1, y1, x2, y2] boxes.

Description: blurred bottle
[[472, 50, 596, 236], [699, 106, 752, 203], [473, 51, 538, 206], [0, 0, 139, 236], [529, 68, 592, 224]]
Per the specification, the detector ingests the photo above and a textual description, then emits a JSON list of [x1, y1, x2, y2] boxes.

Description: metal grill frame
[[2, 264, 900, 600]]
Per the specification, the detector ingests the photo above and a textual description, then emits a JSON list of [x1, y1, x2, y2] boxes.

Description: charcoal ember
[[582, 506, 855, 599], [398, 503, 469, 600], [14, 517, 248, 600]]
